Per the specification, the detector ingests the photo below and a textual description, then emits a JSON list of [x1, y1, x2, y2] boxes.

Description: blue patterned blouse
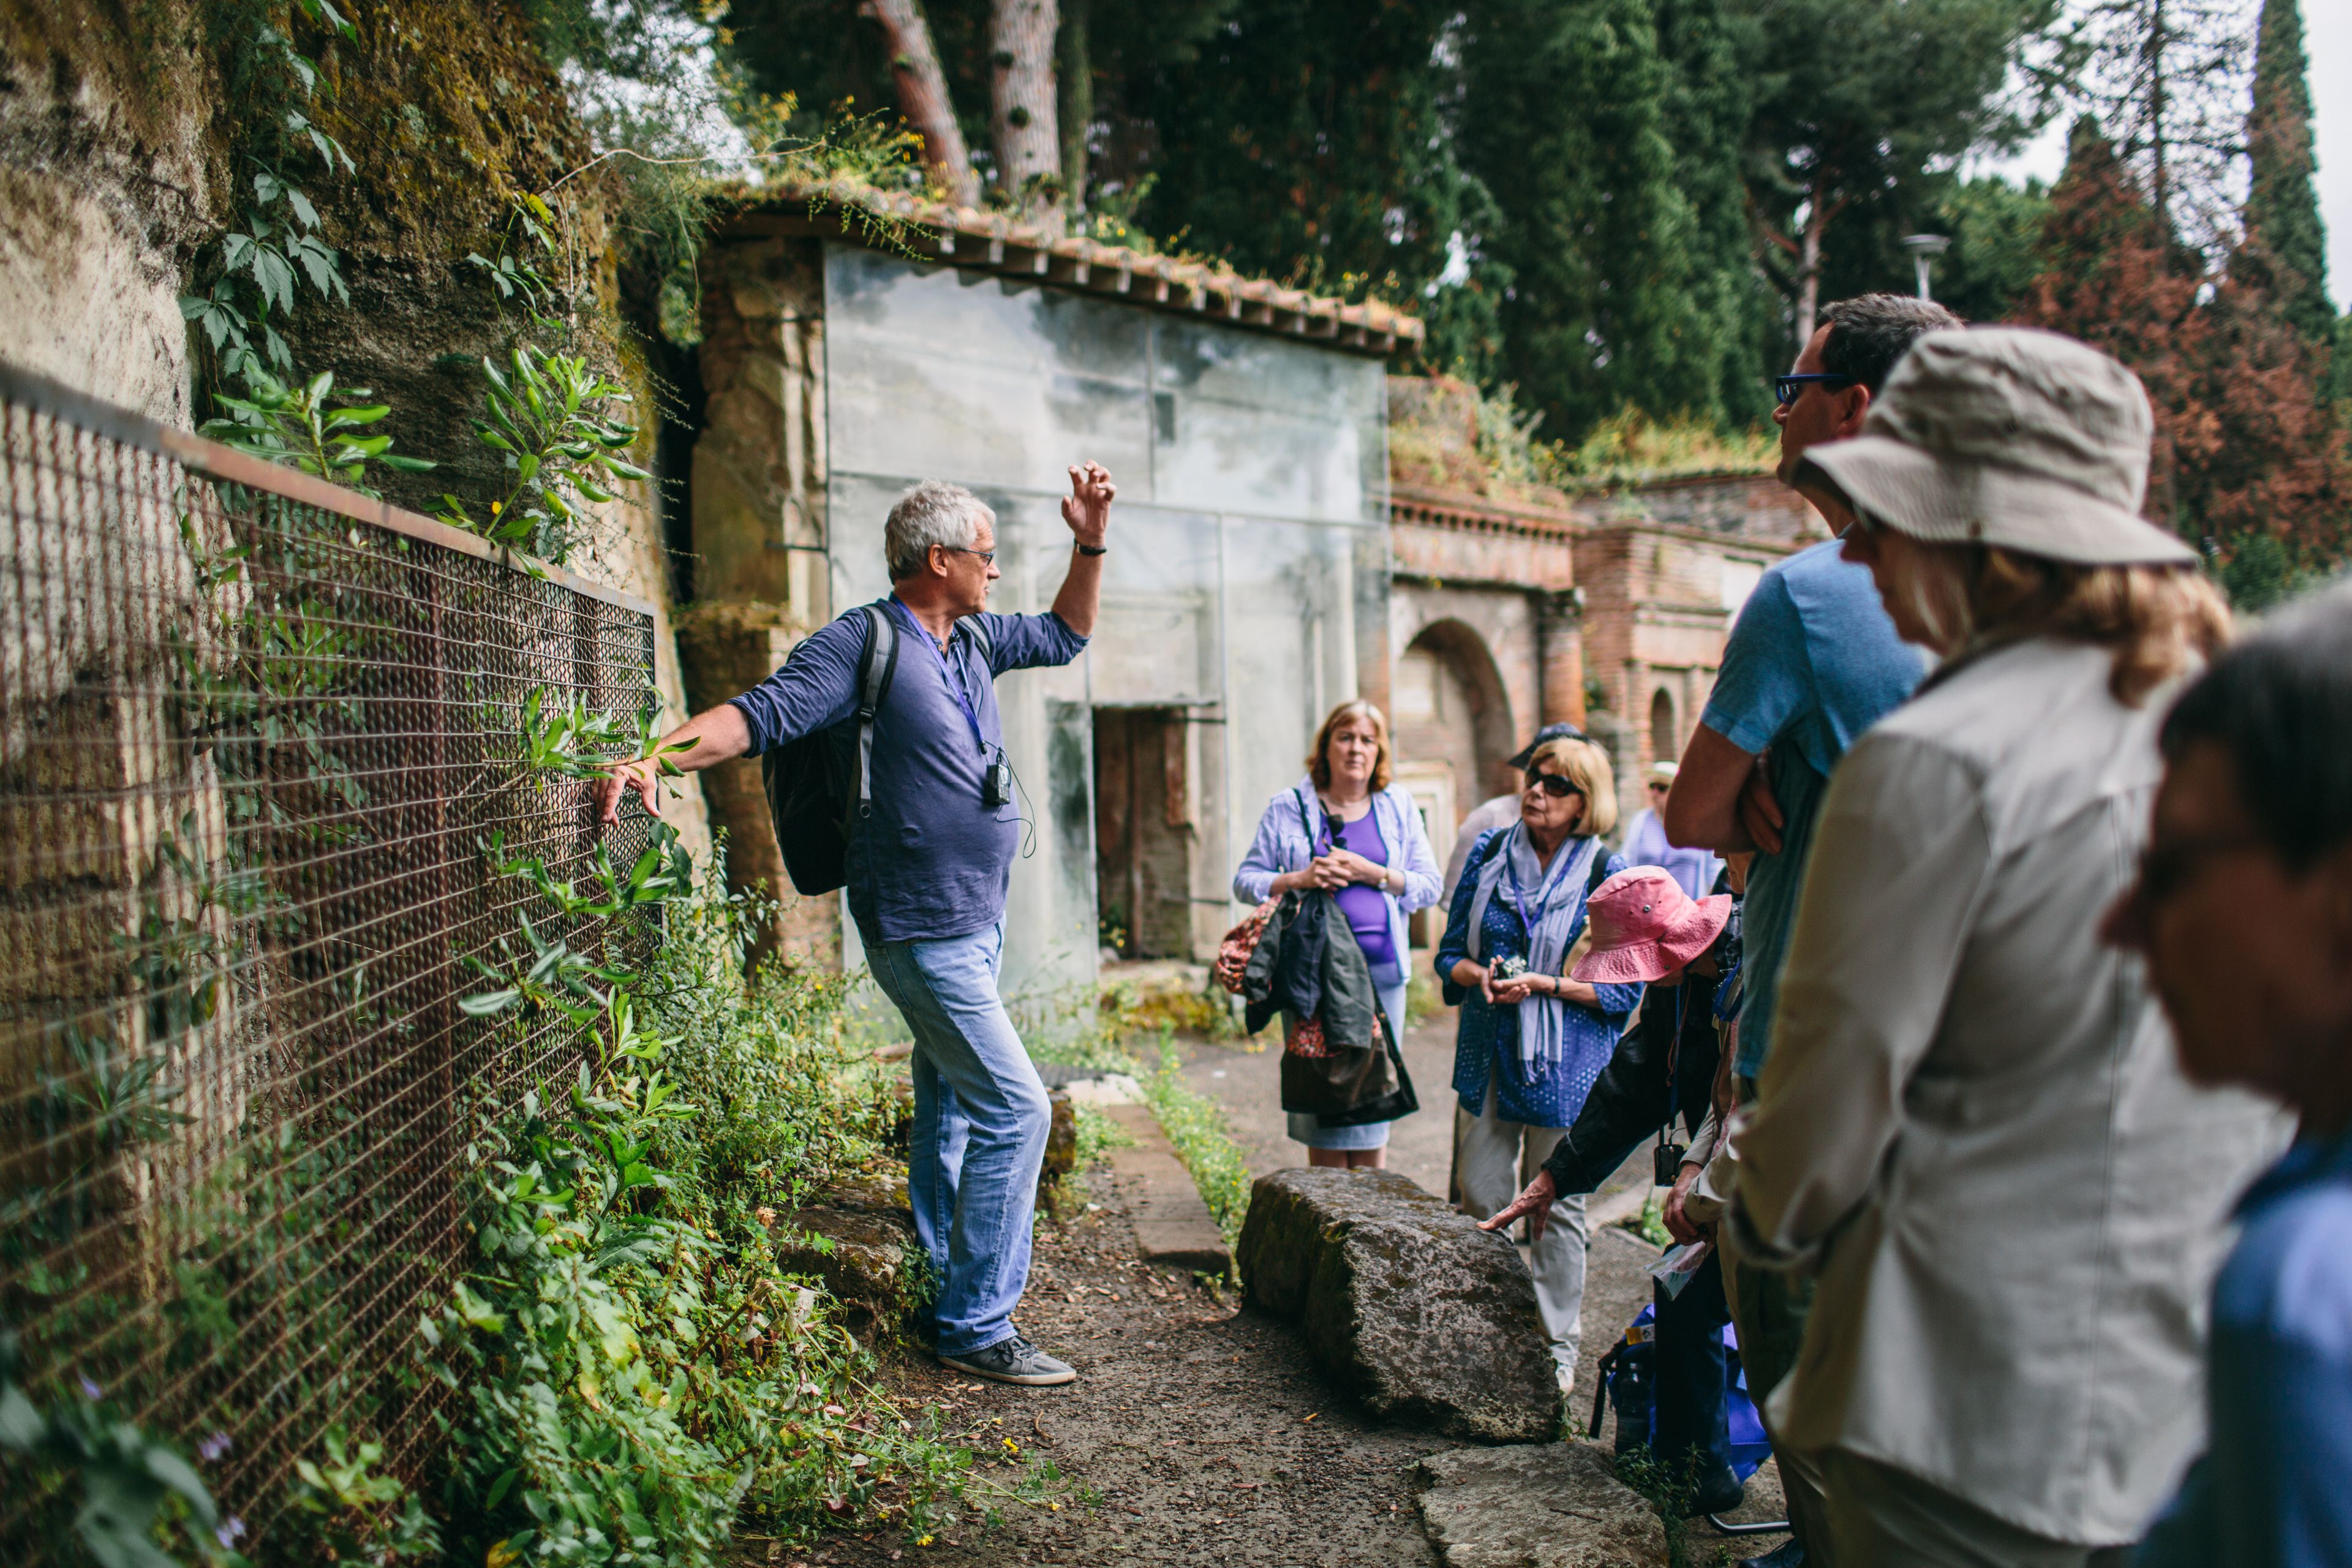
[[1434, 829, 1643, 1128]]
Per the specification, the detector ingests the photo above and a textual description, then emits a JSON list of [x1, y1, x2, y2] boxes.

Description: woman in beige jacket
[[1727, 328, 2284, 1567]]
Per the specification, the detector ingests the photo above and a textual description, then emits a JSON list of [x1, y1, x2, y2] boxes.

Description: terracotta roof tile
[[723, 176, 1425, 356]]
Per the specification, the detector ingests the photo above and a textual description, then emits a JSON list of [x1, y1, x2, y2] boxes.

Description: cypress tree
[[2241, 0, 2334, 347], [1457, 0, 1770, 443]]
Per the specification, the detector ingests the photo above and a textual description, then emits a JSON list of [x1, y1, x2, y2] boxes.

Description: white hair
[[885, 481, 993, 581]]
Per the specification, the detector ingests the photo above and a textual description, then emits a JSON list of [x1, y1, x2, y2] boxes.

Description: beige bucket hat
[[1800, 326, 2196, 567]]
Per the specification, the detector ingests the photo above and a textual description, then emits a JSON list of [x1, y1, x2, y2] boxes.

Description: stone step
[[1102, 1102, 1232, 1276]]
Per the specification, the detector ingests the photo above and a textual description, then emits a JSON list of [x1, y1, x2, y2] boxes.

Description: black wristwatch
[[1076, 543, 1107, 556]]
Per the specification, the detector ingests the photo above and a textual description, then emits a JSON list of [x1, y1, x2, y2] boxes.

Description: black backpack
[[759, 605, 991, 896]]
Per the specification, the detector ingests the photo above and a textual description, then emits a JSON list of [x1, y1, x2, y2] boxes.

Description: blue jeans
[[864, 921, 1050, 1357]]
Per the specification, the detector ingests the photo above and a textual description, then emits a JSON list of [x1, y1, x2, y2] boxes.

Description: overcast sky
[[1985, 0, 2348, 311]]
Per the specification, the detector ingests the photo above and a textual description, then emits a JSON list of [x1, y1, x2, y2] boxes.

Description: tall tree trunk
[[860, 0, 979, 208], [2144, 0, 2171, 234], [990, 0, 1063, 221], [1793, 187, 1825, 347], [1057, 0, 1092, 216]]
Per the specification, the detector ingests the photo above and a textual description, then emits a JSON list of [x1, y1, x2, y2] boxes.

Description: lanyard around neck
[[889, 597, 986, 753], [1502, 829, 1580, 938]]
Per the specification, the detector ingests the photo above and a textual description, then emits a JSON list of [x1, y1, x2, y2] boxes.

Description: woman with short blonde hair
[[1433, 729, 1639, 1391], [1234, 699, 1441, 1167], [1728, 327, 2280, 1565]]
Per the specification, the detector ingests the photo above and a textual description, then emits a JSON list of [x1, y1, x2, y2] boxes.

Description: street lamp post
[[1899, 233, 1952, 301]]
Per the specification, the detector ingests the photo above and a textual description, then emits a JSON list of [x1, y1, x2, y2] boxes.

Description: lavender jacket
[[1232, 777, 1444, 970]]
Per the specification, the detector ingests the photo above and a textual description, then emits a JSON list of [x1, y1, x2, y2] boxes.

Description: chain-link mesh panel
[[0, 368, 658, 1553]]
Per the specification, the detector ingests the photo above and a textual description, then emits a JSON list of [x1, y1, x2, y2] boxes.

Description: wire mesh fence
[[0, 364, 660, 1554]]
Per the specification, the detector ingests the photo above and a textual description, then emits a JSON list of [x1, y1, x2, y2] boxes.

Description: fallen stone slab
[[1236, 1167, 1561, 1442], [1102, 1102, 1232, 1276], [1414, 1443, 1669, 1567]]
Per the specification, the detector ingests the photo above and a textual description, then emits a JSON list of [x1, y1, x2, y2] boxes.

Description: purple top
[[1319, 804, 1397, 971]]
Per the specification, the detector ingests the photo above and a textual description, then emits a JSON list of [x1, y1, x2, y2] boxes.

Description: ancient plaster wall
[[0, 0, 213, 423]]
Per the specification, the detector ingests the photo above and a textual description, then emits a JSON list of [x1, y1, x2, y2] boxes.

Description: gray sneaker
[[939, 1333, 1077, 1386]]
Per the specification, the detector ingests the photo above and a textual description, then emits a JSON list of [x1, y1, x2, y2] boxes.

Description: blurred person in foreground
[[1436, 735, 1638, 1391], [1728, 328, 2282, 1565], [1662, 292, 1956, 1568], [595, 467, 1117, 1389], [2111, 584, 2352, 1568]]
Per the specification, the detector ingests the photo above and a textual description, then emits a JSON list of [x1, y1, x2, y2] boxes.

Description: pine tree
[[2240, 0, 2333, 348], [1738, 0, 2056, 346]]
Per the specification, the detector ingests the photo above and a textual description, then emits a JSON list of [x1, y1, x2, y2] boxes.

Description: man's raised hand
[[1063, 461, 1115, 546]]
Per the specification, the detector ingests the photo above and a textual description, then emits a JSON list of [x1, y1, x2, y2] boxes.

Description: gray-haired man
[[597, 462, 1116, 1385]]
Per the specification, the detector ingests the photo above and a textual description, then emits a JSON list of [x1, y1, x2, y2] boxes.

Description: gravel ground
[[746, 999, 1791, 1568], [741, 1161, 1452, 1567]]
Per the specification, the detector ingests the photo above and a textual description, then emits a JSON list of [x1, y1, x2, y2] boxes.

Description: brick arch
[[1393, 616, 1520, 810]]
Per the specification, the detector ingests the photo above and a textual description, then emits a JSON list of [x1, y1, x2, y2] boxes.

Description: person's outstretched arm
[[592, 704, 751, 823], [592, 617, 862, 823]]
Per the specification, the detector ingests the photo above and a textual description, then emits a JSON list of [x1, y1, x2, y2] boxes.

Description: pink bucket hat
[[1569, 867, 1733, 985]]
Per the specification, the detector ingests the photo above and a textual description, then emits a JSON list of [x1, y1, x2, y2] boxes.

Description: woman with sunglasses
[[1233, 699, 1442, 1169], [1434, 733, 1640, 1392]]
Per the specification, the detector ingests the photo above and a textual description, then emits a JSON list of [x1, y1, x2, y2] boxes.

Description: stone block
[[1238, 1167, 1561, 1442], [1413, 1443, 1669, 1567], [767, 1170, 921, 1322]]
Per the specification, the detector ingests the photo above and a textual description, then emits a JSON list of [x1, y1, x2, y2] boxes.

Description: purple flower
[[215, 1517, 246, 1548], [198, 1432, 233, 1463], [76, 1376, 101, 1401]]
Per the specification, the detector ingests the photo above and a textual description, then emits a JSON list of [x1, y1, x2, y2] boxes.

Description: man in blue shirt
[[2106, 586, 2352, 1568], [1660, 294, 1950, 1568], [598, 464, 1116, 1387]]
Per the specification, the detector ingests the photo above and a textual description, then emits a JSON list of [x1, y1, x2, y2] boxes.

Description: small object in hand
[[1654, 1139, 1689, 1186], [1491, 954, 1528, 982]]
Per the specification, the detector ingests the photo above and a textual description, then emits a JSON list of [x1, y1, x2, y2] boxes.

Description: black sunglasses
[[1773, 372, 1858, 407], [1523, 772, 1580, 798]]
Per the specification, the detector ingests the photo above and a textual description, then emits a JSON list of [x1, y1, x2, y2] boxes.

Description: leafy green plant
[[181, 0, 358, 388], [0, 1333, 243, 1568], [285, 1430, 440, 1565], [198, 370, 435, 494], [426, 762, 1071, 1563], [435, 349, 652, 563]]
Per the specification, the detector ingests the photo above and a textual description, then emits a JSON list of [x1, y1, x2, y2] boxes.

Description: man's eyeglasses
[[1774, 372, 1858, 407], [941, 545, 997, 565], [1523, 772, 1580, 799]]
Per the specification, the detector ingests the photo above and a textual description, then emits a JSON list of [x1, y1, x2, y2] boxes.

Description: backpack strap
[[1586, 841, 1613, 897], [854, 605, 900, 820], [959, 612, 994, 670]]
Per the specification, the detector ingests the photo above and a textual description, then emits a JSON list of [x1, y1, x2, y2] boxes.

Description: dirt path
[[765, 1003, 1792, 1567], [764, 1161, 1450, 1567]]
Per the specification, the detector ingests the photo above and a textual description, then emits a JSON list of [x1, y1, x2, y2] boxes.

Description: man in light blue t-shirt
[[1659, 293, 1951, 1568]]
